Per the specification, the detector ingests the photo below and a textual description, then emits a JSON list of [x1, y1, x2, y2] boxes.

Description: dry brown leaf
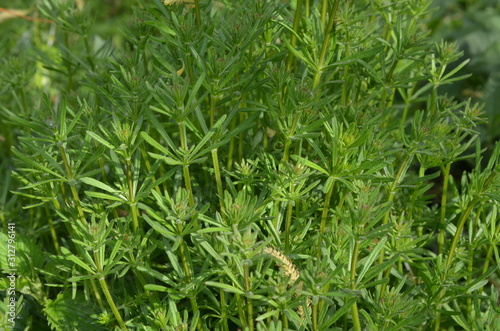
[[0, 8, 29, 23]]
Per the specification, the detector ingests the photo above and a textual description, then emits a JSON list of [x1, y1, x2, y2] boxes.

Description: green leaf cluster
[[1, 0, 499, 330]]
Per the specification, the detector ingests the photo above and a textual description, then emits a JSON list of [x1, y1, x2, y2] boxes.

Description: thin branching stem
[[438, 163, 451, 254], [284, 201, 293, 254], [287, 0, 304, 70], [94, 250, 126, 329], [313, 0, 339, 88], [350, 239, 362, 331], [178, 121, 195, 207]]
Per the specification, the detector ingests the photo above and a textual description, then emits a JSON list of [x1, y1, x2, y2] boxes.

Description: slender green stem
[[273, 200, 282, 236], [83, 35, 95, 70], [19, 88, 27, 113], [430, 87, 438, 116], [220, 289, 229, 331], [438, 163, 451, 254], [287, 0, 304, 70], [378, 154, 411, 266], [340, 62, 350, 106], [434, 198, 479, 330], [189, 295, 202, 331], [59, 147, 107, 314], [479, 241, 497, 296], [283, 140, 292, 163], [179, 240, 191, 282], [238, 112, 245, 163], [125, 158, 139, 231], [446, 198, 478, 270], [140, 148, 162, 195], [183, 165, 195, 206], [95, 250, 126, 329], [244, 264, 254, 331], [285, 202, 293, 254], [350, 304, 361, 330], [385, 59, 399, 87], [178, 121, 195, 207], [44, 204, 60, 254], [177, 224, 201, 330], [178, 121, 188, 150], [466, 217, 476, 317], [416, 166, 427, 237], [320, 0, 328, 30], [59, 146, 86, 222], [378, 154, 411, 299], [227, 117, 236, 171], [312, 300, 318, 331], [235, 293, 247, 330], [318, 179, 335, 256], [434, 308, 442, 331], [89, 277, 106, 312], [400, 82, 416, 125], [193, 0, 201, 27], [481, 208, 500, 296], [350, 239, 361, 331], [212, 149, 225, 219], [384, 155, 411, 211], [210, 94, 216, 127], [282, 111, 300, 163], [63, 32, 74, 91], [313, 0, 339, 88]]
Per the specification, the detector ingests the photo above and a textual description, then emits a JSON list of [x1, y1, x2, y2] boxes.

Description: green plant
[[1, 0, 500, 330], [429, 0, 500, 145]]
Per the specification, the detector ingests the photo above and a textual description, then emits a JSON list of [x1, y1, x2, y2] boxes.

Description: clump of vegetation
[[429, 0, 500, 146], [1, 0, 499, 330]]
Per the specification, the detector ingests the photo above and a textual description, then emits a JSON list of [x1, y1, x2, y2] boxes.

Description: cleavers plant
[[1, 0, 500, 330]]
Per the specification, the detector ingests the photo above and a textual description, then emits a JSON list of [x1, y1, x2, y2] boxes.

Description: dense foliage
[[1, 0, 500, 330]]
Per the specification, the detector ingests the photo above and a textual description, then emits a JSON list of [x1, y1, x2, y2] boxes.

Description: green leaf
[[356, 237, 387, 286], [84, 191, 125, 202], [144, 284, 169, 292], [186, 72, 206, 108], [137, 266, 176, 286], [11, 148, 64, 179], [361, 255, 399, 287], [255, 310, 280, 321], [205, 281, 245, 295], [291, 155, 329, 176], [109, 149, 126, 183], [60, 247, 95, 274], [20, 178, 67, 190], [86, 130, 116, 150], [143, 214, 175, 238], [282, 39, 317, 70], [192, 234, 224, 263], [466, 266, 497, 293], [327, 45, 385, 67], [441, 59, 470, 82], [141, 131, 171, 154], [80, 177, 118, 193], [324, 297, 358, 326], [38, 150, 65, 175]]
